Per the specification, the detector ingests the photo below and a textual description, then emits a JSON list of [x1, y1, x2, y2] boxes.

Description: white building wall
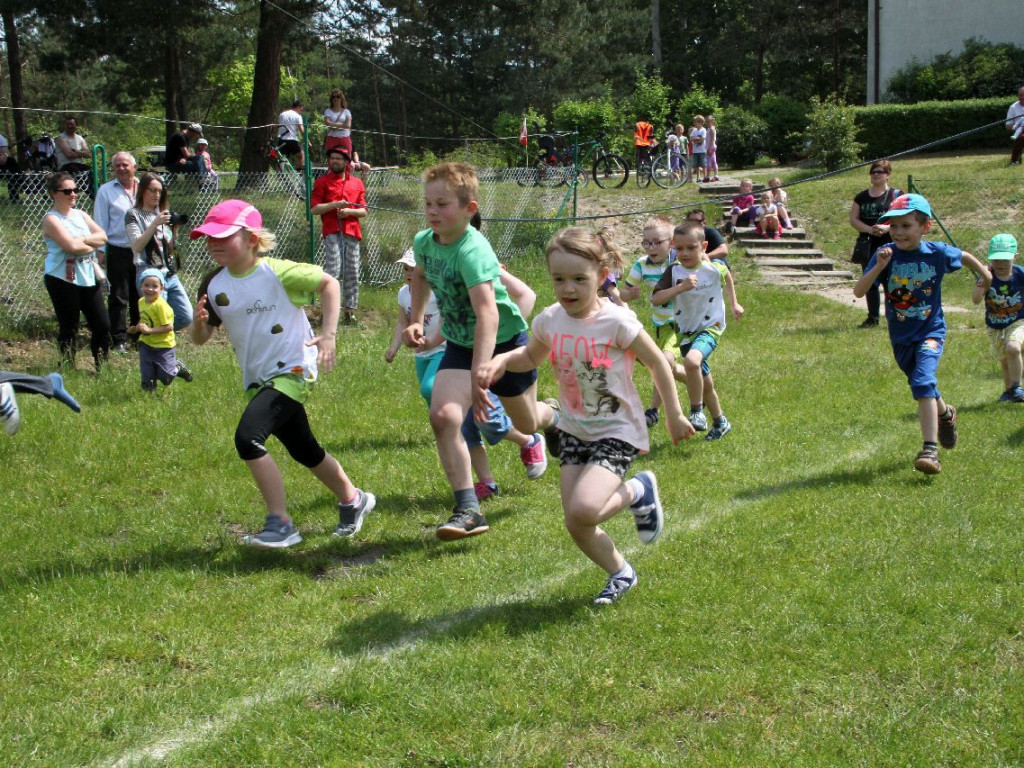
[[867, 0, 1024, 103]]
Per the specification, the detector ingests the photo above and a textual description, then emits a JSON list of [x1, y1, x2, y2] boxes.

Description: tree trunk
[[1, 8, 25, 152], [239, 0, 290, 173], [164, 41, 182, 142], [651, 0, 662, 70]]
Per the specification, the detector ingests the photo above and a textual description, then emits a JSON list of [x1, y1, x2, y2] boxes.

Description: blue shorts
[[461, 397, 513, 448], [438, 331, 538, 397], [679, 331, 718, 377], [892, 338, 943, 400], [692, 153, 707, 168]]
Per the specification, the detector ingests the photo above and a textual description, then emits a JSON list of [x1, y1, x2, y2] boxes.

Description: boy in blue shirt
[[854, 193, 991, 475], [971, 234, 1024, 402]]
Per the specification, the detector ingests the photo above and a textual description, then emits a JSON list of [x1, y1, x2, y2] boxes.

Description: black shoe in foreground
[[436, 508, 489, 541]]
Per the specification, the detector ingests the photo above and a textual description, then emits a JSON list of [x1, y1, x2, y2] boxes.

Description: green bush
[[494, 108, 547, 167], [630, 67, 671, 129], [552, 90, 627, 155], [804, 96, 862, 171], [755, 95, 809, 163], [887, 38, 1024, 103], [675, 83, 721, 127], [715, 106, 767, 169], [853, 97, 1009, 159]]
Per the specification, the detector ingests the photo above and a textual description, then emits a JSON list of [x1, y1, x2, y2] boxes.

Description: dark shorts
[[438, 331, 538, 397], [559, 432, 638, 479], [279, 139, 301, 157]]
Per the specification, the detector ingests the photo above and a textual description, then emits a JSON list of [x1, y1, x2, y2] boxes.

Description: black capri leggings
[[44, 274, 110, 361], [234, 385, 326, 468]]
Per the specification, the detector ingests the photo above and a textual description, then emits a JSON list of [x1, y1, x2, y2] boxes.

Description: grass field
[[2, 152, 1023, 766]]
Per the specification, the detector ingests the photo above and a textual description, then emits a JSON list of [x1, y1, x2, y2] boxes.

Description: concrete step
[[730, 226, 805, 238], [723, 219, 801, 231], [746, 248, 825, 259], [701, 183, 765, 195], [737, 238, 814, 249], [753, 257, 835, 271], [758, 267, 856, 280]]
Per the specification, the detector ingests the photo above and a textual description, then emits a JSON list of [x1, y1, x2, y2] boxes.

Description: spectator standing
[[0, 134, 23, 202], [94, 151, 140, 353], [309, 146, 366, 326], [849, 160, 901, 328], [277, 100, 306, 172], [1006, 86, 1024, 166], [323, 89, 353, 158]]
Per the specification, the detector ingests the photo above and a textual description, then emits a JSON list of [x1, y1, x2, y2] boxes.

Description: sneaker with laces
[[175, 362, 193, 382], [474, 481, 499, 501], [644, 407, 660, 428], [247, 514, 301, 548], [543, 398, 562, 458], [333, 490, 376, 537], [999, 390, 1013, 402], [1010, 387, 1024, 403], [630, 471, 663, 544], [436, 507, 489, 541], [593, 571, 638, 605], [689, 410, 707, 431], [520, 433, 548, 479], [914, 448, 941, 475], [705, 416, 731, 441], [938, 405, 957, 449], [0, 382, 21, 435]]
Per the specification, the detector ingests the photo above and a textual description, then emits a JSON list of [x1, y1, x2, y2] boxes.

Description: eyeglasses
[[56, 188, 80, 196], [146, 186, 163, 193], [641, 238, 669, 248], [869, 169, 888, 175]]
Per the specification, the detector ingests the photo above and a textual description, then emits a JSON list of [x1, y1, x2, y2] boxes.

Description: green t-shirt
[[413, 227, 527, 348]]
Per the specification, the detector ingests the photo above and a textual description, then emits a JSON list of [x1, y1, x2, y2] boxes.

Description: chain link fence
[[0, 163, 568, 328]]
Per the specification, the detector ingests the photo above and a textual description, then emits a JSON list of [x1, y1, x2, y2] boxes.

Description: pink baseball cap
[[189, 199, 263, 239]]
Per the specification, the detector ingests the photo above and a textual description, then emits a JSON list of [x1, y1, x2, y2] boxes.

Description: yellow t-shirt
[[138, 295, 175, 349]]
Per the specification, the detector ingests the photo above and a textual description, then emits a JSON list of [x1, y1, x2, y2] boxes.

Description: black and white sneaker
[[630, 471, 663, 544], [593, 571, 638, 605], [333, 490, 376, 537]]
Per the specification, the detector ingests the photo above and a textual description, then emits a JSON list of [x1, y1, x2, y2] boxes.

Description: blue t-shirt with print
[[984, 264, 1024, 329], [868, 240, 962, 345]]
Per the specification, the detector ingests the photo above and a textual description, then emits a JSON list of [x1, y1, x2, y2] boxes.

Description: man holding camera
[[95, 151, 140, 353]]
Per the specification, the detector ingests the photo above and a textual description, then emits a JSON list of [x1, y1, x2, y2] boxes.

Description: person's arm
[[478, 335, 549, 384], [853, 249, 890, 298], [704, 228, 729, 262], [971, 264, 993, 305], [849, 201, 874, 235], [385, 303, 409, 362], [619, 263, 642, 302], [651, 267, 693, 305], [138, 320, 172, 336], [43, 214, 102, 256], [499, 269, 536, 318], [93, 187, 111, 260], [630, 330, 694, 445], [308, 274, 340, 372], [724, 268, 744, 320], [403, 265, 431, 347], [191, 294, 216, 345], [961, 251, 992, 292], [127, 210, 171, 255], [468, 280, 499, 422], [605, 282, 625, 306], [79, 212, 108, 250]]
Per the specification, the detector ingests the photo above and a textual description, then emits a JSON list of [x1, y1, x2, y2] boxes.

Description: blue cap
[[138, 268, 164, 286], [878, 193, 932, 220]]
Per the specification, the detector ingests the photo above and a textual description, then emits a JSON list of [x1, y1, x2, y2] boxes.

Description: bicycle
[[650, 143, 690, 189], [634, 144, 655, 188], [265, 139, 305, 200], [570, 132, 629, 189], [516, 124, 579, 188]]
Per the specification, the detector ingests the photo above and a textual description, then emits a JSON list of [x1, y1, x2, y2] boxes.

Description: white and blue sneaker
[[246, 514, 301, 549], [630, 471, 663, 544], [333, 490, 376, 537], [594, 570, 638, 605], [0, 382, 20, 436], [705, 416, 732, 441], [689, 410, 707, 431]]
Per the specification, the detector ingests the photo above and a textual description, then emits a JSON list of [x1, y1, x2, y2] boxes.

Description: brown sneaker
[[914, 448, 941, 475], [937, 405, 958, 449]]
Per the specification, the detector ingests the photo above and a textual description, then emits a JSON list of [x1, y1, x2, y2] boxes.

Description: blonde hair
[[768, 177, 782, 188], [546, 226, 626, 276], [674, 123, 685, 135], [247, 228, 277, 254], [706, 115, 716, 125], [643, 214, 674, 233], [693, 115, 705, 125], [422, 162, 479, 206]]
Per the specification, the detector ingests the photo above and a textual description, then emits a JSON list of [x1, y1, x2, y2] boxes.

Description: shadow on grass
[[327, 592, 593, 656], [734, 460, 905, 502]]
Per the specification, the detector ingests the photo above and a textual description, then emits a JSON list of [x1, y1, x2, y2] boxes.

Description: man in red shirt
[[310, 147, 367, 326]]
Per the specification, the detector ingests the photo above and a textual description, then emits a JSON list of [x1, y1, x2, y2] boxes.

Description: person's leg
[[560, 462, 632, 575], [105, 245, 133, 347], [322, 234, 341, 281], [341, 235, 361, 320], [704, 373, 722, 420], [496, 382, 556, 437], [138, 345, 157, 390], [163, 275, 194, 331], [862, 266, 880, 322], [682, 349, 706, 411], [1011, 134, 1024, 164], [1005, 340, 1023, 390], [79, 283, 111, 364], [430, 368, 476, 496], [44, 274, 81, 363]]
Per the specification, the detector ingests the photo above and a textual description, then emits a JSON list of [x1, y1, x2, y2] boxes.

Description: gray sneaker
[[689, 410, 707, 431], [333, 490, 376, 537], [247, 515, 301, 549], [705, 416, 731, 441]]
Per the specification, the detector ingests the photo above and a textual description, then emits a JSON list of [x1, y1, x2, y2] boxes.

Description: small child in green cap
[[971, 233, 1024, 402]]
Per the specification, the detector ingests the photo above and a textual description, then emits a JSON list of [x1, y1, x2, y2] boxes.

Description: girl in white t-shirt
[[480, 227, 694, 606]]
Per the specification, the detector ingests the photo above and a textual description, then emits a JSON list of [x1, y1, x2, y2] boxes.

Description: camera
[[168, 211, 189, 226]]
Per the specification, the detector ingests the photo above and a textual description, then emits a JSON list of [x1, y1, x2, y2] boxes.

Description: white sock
[[613, 562, 634, 581], [625, 477, 645, 506]]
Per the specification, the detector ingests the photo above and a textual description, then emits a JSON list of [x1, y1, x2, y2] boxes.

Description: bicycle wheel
[[534, 160, 565, 188], [514, 166, 535, 187], [592, 153, 628, 189], [651, 154, 686, 189], [572, 166, 589, 187], [277, 161, 305, 200], [635, 160, 652, 188]]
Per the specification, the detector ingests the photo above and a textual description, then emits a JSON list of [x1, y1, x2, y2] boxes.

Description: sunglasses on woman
[[57, 188, 81, 196]]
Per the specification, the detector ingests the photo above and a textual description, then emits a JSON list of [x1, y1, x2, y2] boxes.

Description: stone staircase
[[699, 180, 855, 288]]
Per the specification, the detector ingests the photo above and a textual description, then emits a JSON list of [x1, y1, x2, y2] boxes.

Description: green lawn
[[2, 153, 1023, 766]]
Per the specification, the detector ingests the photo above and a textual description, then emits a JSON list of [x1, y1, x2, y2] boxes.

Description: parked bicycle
[[516, 124, 578, 188], [571, 132, 629, 189], [634, 143, 656, 188], [650, 142, 690, 189], [265, 139, 304, 200]]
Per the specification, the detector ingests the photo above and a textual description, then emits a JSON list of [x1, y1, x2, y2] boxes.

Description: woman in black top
[[849, 160, 901, 328]]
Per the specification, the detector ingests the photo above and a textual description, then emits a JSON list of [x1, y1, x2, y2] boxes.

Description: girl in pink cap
[[190, 199, 376, 547]]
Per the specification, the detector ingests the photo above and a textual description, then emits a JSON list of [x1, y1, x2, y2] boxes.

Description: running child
[[479, 227, 694, 605], [971, 233, 1024, 402], [129, 268, 193, 391], [621, 215, 687, 427], [853, 193, 991, 475], [403, 162, 556, 540], [190, 199, 376, 547], [653, 220, 745, 440]]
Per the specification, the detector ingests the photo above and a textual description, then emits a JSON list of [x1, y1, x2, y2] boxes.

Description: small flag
[[519, 118, 528, 146]]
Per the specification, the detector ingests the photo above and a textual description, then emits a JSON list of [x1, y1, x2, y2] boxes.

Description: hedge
[[854, 97, 1011, 159]]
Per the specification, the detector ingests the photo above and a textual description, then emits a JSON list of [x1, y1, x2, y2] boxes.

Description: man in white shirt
[[1006, 86, 1024, 165], [94, 152, 140, 352], [277, 100, 306, 171]]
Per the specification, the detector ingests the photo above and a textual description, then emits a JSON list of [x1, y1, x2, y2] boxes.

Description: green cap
[[988, 233, 1018, 261]]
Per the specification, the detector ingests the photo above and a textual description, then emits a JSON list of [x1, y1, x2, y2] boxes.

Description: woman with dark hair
[[41, 171, 110, 367], [124, 172, 193, 332], [323, 89, 352, 158], [849, 160, 901, 328]]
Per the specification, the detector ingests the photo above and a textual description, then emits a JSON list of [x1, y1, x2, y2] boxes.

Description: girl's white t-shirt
[[397, 283, 445, 359], [532, 300, 649, 452]]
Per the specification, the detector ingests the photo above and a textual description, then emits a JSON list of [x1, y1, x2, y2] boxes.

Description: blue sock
[[48, 373, 81, 412]]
